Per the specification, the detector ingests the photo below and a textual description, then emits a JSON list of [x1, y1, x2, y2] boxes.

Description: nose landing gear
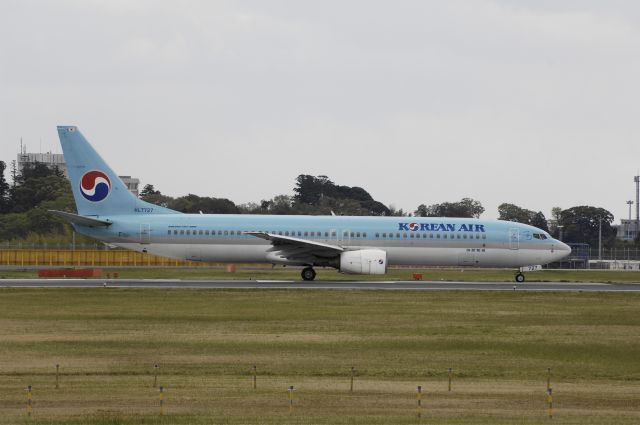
[[301, 267, 316, 281]]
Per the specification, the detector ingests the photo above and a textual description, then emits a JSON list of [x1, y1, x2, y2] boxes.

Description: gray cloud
[[1, 0, 639, 219]]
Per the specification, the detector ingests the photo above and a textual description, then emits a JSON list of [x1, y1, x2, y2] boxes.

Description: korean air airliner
[[51, 126, 571, 282]]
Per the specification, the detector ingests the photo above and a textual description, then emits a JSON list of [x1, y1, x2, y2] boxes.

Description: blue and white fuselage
[[52, 126, 570, 282]]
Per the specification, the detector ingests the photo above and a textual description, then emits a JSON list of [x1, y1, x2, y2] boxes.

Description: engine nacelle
[[339, 249, 387, 275]]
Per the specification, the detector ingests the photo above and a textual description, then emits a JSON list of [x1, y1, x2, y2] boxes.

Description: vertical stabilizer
[[57, 126, 178, 217]]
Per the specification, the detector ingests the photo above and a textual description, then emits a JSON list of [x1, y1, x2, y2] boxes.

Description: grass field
[[1, 266, 640, 283], [0, 288, 639, 424]]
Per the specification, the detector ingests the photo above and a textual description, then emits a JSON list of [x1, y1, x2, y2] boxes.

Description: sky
[[1, 0, 639, 220]]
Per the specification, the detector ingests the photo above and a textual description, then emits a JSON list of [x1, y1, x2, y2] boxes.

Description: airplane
[[50, 126, 571, 283]]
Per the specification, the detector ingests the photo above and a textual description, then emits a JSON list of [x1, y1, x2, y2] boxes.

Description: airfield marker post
[[26, 385, 33, 417], [350, 367, 355, 392], [55, 364, 59, 389], [288, 385, 294, 414], [252, 365, 257, 389], [547, 368, 551, 391], [153, 364, 159, 388], [448, 368, 452, 392], [159, 385, 165, 415], [416, 385, 423, 418], [547, 387, 553, 419]]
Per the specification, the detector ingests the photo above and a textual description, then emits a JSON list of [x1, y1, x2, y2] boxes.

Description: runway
[[1, 279, 640, 292]]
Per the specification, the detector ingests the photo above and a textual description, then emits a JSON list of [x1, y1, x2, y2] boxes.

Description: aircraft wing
[[244, 231, 344, 263]]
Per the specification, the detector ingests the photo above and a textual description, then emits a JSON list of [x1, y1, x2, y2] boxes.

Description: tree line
[[0, 161, 635, 249]]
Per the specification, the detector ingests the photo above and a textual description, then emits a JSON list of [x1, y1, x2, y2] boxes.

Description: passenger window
[[416, 234, 420, 238], [180, 230, 184, 235], [396, 233, 400, 238], [186, 230, 191, 235], [278, 231, 283, 235], [218, 230, 222, 235], [457, 234, 461, 239], [437, 234, 441, 238], [476, 234, 480, 239], [410, 233, 414, 238], [482, 234, 486, 239], [199, 230, 203, 235], [403, 233, 407, 238], [356, 232, 360, 237], [331, 231, 336, 237], [382, 233, 387, 237], [205, 230, 209, 235], [224, 230, 228, 235], [363, 232, 367, 237], [285, 231, 289, 236], [430, 234, 433, 238], [350, 232, 355, 237], [444, 234, 447, 239], [343, 231, 348, 237], [463, 234, 467, 239], [230, 231, 235, 235], [174, 230, 178, 235], [167, 230, 171, 235], [375, 233, 380, 238]]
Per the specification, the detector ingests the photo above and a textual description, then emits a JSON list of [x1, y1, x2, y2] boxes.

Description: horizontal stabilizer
[[48, 210, 112, 227]]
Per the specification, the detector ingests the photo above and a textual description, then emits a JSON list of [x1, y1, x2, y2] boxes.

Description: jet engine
[[339, 249, 387, 275]]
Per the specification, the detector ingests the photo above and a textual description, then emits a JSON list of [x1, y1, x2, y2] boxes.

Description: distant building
[[616, 219, 639, 241], [17, 152, 68, 177], [119, 175, 140, 197], [17, 148, 140, 197]]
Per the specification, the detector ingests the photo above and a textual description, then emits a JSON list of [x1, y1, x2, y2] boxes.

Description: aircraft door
[[140, 224, 151, 244], [508, 228, 519, 250], [329, 228, 338, 243]]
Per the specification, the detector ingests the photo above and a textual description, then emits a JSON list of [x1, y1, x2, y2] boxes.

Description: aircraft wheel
[[515, 273, 525, 283], [301, 267, 316, 281]]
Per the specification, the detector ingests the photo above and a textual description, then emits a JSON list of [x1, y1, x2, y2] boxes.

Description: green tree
[[292, 174, 390, 216], [530, 211, 549, 232], [168, 194, 239, 214], [0, 213, 30, 240], [497, 203, 549, 231], [270, 194, 294, 215], [0, 161, 10, 213], [139, 184, 174, 207], [415, 198, 484, 218], [498, 203, 533, 223], [139, 184, 160, 199], [293, 175, 333, 205], [10, 162, 70, 213], [558, 206, 615, 248]]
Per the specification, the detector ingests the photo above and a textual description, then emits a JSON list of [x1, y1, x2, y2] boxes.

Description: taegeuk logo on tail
[[79, 170, 111, 202]]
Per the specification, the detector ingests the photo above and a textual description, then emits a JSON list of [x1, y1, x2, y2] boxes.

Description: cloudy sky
[[1, 0, 639, 220]]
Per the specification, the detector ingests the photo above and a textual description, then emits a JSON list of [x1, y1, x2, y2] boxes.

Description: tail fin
[[57, 126, 179, 217]]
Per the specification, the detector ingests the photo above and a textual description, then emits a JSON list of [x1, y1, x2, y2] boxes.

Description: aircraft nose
[[557, 241, 571, 259]]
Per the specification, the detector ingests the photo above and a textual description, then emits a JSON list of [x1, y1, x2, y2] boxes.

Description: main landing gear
[[301, 267, 316, 281], [515, 273, 525, 283]]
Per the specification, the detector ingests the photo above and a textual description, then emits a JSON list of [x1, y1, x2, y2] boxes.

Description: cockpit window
[[533, 233, 548, 240]]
